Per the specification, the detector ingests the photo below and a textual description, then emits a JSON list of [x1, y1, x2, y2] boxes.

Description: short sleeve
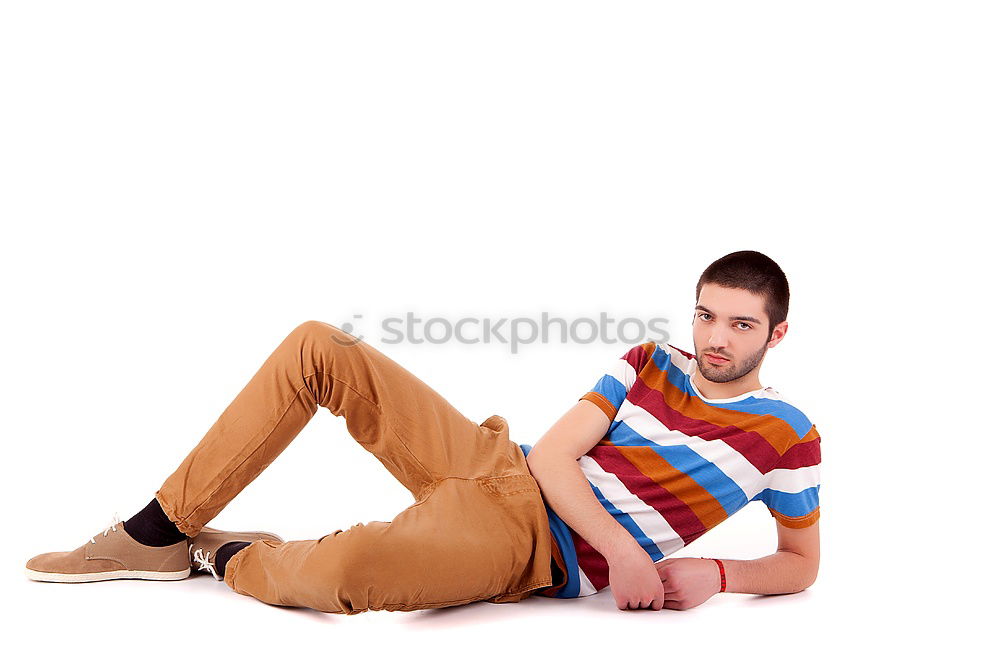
[[754, 426, 822, 528], [579, 342, 655, 421]]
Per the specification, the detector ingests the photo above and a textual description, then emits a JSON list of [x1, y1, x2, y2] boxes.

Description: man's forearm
[[527, 453, 818, 598], [526, 451, 640, 560], [718, 550, 818, 595]]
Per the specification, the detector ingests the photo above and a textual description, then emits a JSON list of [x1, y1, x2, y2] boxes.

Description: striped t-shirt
[[518, 340, 821, 598]]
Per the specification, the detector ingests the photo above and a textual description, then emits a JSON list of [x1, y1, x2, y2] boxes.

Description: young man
[[25, 249, 821, 614]]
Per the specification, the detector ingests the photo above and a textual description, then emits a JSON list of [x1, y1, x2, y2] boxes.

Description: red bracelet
[[701, 558, 727, 592]]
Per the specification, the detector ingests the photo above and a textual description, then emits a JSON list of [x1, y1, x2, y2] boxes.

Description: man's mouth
[[705, 353, 729, 365]]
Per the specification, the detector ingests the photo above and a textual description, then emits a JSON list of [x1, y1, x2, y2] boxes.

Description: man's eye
[[736, 322, 752, 330], [698, 313, 711, 321]]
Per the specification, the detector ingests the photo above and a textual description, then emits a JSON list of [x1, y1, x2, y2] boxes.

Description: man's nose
[[708, 328, 729, 349]]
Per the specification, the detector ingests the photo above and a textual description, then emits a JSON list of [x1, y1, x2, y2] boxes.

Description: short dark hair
[[695, 250, 790, 337]]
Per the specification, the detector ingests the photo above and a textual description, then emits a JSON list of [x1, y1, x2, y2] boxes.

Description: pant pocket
[[477, 473, 540, 497], [476, 474, 555, 602]]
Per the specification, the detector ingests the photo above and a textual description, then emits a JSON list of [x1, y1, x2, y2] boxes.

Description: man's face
[[692, 283, 778, 384]]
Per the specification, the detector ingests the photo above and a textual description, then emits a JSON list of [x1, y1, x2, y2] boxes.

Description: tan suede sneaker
[[188, 526, 283, 581], [25, 513, 191, 583]]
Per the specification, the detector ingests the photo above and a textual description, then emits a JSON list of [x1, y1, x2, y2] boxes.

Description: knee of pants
[[284, 319, 366, 394], [292, 319, 358, 348]]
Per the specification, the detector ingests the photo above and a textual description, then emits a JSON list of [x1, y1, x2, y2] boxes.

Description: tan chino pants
[[154, 320, 556, 614]]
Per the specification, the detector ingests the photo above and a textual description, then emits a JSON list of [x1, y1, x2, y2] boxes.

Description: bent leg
[[222, 477, 552, 614], [156, 320, 499, 537]]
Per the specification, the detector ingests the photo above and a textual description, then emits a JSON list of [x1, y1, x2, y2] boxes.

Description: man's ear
[[768, 321, 788, 348]]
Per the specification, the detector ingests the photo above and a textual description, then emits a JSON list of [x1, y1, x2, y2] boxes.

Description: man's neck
[[691, 367, 763, 401]]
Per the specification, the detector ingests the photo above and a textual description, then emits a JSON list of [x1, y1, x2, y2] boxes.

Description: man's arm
[[653, 517, 820, 610], [524, 399, 638, 561], [722, 517, 820, 594], [526, 399, 667, 610]]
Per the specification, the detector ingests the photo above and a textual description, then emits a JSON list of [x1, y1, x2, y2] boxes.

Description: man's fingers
[[638, 592, 665, 611], [620, 597, 664, 611], [627, 603, 659, 611], [638, 597, 659, 611]]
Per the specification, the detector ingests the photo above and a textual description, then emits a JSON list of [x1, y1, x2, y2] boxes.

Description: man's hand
[[654, 557, 722, 611], [606, 545, 665, 611]]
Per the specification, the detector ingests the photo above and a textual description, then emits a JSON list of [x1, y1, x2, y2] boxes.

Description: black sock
[[123, 497, 188, 547], [215, 541, 251, 578]]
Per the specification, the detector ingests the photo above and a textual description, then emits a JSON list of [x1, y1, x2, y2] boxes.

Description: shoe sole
[[197, 528, 283, 543], [24, 567, 192, 583]]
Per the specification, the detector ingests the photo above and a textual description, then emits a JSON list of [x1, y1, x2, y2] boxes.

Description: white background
[[2, 1, 995, 665]]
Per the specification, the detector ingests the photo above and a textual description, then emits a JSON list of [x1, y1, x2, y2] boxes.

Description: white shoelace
[[189, 544, 222, 581], [90, 512, 122, 544]]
